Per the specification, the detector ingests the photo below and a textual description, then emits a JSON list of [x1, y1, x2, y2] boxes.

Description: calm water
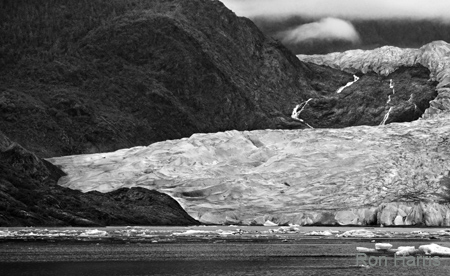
[[2, 226, 450, 275], [2, 258, 450, 276]]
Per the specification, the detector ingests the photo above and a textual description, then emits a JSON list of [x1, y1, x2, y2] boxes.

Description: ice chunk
[[419, 244, 450, 256], [375, 243, 393, 250], [172, 230, 213, 236], [437, 229, 450, 236], [395, 246, 416, 256], [304, 230, 333, 236], [79, 229, 108, 237], [215, 229, 235, 236], [0, 230, 11, 237], [263, 220, 278, 226], [337, 229, 375, 238]]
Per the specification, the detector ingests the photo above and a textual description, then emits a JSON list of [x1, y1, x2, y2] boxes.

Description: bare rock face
[[49, 112, 450, 225]]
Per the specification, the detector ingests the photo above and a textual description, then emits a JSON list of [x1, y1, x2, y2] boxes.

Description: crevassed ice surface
[[49, 114, 450, 224], [48, 41, 450, 225]]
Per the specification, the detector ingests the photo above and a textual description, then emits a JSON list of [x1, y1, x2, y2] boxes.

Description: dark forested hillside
[[0, 0, 338, 157], [0, 0, 439, 158], [0, 130, 199, 226]]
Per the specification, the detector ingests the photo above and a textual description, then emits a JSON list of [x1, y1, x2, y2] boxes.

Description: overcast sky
[[219, 0, 450, 20], [219, 0, 450, 54]]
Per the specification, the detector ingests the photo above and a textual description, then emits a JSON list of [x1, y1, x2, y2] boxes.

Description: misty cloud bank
[[278, 18, 361, 44], [220, 0, 450, 21], [220, 0, 450, 54]]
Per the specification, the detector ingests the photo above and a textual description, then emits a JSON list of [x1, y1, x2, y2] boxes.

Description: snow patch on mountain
[[336, 75, 360, 93], [291, 98, 314, 128]]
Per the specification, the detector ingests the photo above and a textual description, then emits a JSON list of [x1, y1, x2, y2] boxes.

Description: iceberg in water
[[263, 220, 278, 226], [79, 229, 109, 237], [419, 244, 450, 256]]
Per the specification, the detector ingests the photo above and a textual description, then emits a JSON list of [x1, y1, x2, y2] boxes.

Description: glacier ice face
[[48, 112, 450, 225], [46, 41, 450, 226]]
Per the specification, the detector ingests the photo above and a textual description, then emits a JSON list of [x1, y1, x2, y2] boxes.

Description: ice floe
[[172, 230, 213, 236], [337, 229, 375, 238], [396, 246, 417, 256], [304, 230, 333, 236], [419, 244, 450, 256], [437, 229, 450, 236], [263, 220, 278, 227], [79, 229, 108, 237], [375, 243, 393, 250]]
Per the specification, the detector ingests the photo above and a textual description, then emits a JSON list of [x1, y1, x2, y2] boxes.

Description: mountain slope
[[298, 41, 450, 119], [50, 41, 450, 226], [0, 0, 436, 157], [0, 0, 323, 157], [0, 130, 199, 226]]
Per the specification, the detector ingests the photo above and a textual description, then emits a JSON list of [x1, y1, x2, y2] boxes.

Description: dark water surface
[[2, 226, 450, 276], [2, 242, 450, 276], [2, 258, 450, 276]]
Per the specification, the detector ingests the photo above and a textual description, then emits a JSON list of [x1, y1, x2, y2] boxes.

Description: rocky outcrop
[[0, 130, 199, 226], [298, 40, 450, 120], [49, 112, 450, 226]]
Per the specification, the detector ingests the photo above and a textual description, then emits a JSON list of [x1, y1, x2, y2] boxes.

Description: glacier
[[47, 41, 450, 226]]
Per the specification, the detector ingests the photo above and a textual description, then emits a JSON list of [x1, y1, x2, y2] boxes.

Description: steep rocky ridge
[[0, 0, 323, 157], [0, 0, 437, 157], [0, 130, 199, 226]]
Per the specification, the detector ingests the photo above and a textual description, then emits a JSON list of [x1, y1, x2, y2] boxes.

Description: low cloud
[[220, 0, 450, 21], [278, 18, 361, 44]]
